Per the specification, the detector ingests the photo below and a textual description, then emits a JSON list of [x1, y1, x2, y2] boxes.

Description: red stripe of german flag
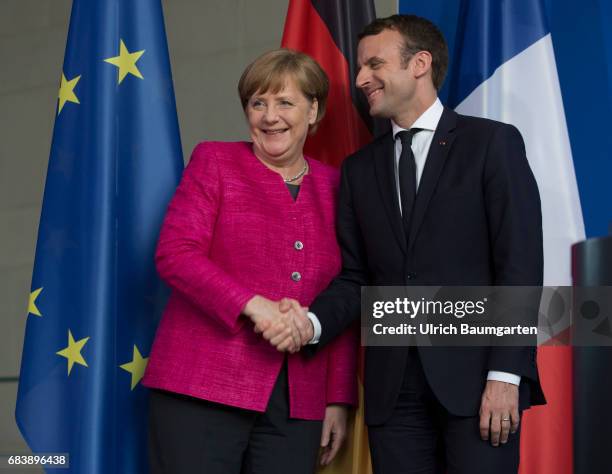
[[281, 0, 375, 167]]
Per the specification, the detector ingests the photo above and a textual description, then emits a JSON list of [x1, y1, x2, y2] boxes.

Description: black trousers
[[149, 363, 322, 474], [368, 349, 521, 474]]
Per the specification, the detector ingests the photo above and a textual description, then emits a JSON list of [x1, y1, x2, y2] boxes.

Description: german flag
[[282, 1, 378, 473], [282, 0, 384, 167]]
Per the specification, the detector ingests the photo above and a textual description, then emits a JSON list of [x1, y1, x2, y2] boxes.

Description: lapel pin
[[439, 140, 447, 146]]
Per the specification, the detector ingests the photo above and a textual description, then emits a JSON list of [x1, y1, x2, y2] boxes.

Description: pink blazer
[[143, 141, 357, 420]]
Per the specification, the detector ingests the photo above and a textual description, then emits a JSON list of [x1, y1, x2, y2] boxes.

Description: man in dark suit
[[260, 14, 545, 474]]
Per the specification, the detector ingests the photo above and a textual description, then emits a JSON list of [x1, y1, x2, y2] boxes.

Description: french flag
[[443, 0, 584, 472]]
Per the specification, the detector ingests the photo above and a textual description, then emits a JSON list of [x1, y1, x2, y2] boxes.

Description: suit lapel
[[373, 132, 407, 254], [407, 108, 458, 251]]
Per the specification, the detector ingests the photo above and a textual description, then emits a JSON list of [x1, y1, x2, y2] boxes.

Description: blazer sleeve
[[155, 142, 256, 333], [483, 124, 543, 382], [325, 322, 359, 406], [309, 158, 370, 349]]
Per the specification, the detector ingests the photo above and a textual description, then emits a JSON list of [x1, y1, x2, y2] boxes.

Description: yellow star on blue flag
[[58, 73, 81, 115], [56, 329, 90, 375], [119, 345, 149, 390], [104, 39, 145, 84], [28, 288, 43, 317]]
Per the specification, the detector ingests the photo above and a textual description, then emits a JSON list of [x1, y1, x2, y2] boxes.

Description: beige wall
[[0, 0, 396, 462], [170, 0, 396, 156]]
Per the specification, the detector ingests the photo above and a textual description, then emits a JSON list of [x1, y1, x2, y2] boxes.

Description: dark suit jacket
[[310, 107, 546, 425]]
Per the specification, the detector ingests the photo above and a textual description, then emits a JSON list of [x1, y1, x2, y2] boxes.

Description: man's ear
[[412, 50, 433, 80]]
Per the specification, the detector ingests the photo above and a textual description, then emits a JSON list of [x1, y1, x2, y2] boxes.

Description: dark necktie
[[396, 129, 422, 233]]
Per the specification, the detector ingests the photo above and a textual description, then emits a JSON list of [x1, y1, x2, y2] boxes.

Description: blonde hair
[[238, 49, 329, 131]]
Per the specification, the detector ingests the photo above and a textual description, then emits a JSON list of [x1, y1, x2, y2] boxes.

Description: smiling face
[[246, 76, 318, 167], [356, 29, 418, 122]]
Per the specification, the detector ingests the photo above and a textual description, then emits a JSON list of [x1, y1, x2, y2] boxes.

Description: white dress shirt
[[309, 98, 520, 387], [392, 98, 444, 211]]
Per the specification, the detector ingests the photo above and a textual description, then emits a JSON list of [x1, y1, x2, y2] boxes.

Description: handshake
[[243, 295, 314, 353]]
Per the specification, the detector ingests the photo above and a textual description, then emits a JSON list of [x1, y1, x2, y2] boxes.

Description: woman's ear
[[309, 98, 319, 125]]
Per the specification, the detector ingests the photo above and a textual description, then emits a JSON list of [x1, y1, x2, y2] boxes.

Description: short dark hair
[[238, 49, 329, 130], [359, 14, 448, 91]]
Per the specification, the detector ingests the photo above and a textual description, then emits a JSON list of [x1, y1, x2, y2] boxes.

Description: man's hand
[[243, 295, 301, 352], [320, 405, 348, 466], [479, 380, 520, 446], [262, 298, 313, 352]]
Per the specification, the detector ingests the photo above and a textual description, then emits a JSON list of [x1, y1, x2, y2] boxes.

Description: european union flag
[[15, 0, 183, 471]]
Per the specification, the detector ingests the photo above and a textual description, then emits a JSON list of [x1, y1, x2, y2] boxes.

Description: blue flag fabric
[[447, 0, 549, 108], [15, 0, 183, 471]]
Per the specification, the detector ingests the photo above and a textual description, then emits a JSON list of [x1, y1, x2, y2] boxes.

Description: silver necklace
[[283, 160, 309, 183]]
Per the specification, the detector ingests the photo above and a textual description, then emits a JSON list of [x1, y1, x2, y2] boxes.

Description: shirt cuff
[[306, 312, 321, 344], [487, 370, 521, 386]]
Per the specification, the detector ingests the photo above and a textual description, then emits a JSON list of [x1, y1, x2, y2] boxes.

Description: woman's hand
[[243, 295, 301, 352], [320, 404, 348, 466], [244, 295, 289, 332]]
